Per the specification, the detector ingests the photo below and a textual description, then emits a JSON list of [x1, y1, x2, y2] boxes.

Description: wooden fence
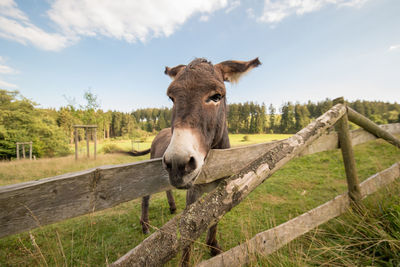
[[111, 103, 400, 266], [0, 102, 400, 266]]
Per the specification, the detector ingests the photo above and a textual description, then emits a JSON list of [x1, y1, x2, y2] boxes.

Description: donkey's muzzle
[[163, 154, 198, 187], [162, 128, 205, 188]]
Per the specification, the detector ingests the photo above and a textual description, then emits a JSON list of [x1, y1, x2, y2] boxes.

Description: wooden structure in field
[[73, 125, 97, 160], [16, 141, 33, 160], [1, 99, 400, 266]]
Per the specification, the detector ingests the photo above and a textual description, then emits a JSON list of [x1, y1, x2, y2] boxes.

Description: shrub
[[101, 143, 121, 154]]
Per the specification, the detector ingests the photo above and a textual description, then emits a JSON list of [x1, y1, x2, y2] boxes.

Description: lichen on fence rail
[[112, 104, 348, 266], [0, 109, 399, 241], [196, 162, 400, 267]]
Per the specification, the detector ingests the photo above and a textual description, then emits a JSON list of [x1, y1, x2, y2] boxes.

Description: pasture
[[0, 132, 399, 266], [0, 133, 290, 186]]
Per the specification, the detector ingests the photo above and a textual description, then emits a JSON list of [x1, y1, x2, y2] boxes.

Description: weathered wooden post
[[16, 143, 19, 160], [333, 97, 362, 208], [74, 125, 98, 160], [94, 128, 97, 160], [74, 127, 78, 160], [86, 127, 90, 158], [16, 142, 33, 160], [29, 142, 32, 160], [111, 104, 347, 267], [347, 107, 400, 149]]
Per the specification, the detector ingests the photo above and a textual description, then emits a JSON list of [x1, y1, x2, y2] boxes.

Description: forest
[[1, 89, 399, 159]]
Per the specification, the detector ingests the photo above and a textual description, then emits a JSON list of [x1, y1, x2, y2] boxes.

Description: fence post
[[74, 127, 78, 160], [347, 107, 400, 149], [22, 144, 25, 159], [94, 128, 97, 160], [333, 97, 362, 208], [16, 143, 19, 160], [29, 142, 32, 160], [86, 127, 90, 158]]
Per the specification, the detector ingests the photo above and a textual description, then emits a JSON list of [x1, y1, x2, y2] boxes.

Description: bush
[[0, 90, 70, 159], [242, 135, 250, 142], [101, 143, 121, 154]]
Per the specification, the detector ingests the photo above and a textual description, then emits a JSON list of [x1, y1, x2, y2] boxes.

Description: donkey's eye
[[207, 94, 222, 103]]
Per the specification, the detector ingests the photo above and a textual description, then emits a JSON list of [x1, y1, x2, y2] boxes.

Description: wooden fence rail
[[112, 104, 400, 266], [197, 162, 400, 267], [0, 119, 399, 239]]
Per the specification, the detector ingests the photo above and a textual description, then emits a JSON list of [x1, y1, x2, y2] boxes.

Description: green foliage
[[294, 103, 310, 131], [1, 88, 399, 159], [0, 90, 70, 159], [280, 102, 296, 133]]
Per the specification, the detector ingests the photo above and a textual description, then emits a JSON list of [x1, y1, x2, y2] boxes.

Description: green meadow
[[0, 134, 399, 266]]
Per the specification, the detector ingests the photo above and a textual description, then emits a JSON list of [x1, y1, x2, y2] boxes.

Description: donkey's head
[[162, 58, 261, 189]]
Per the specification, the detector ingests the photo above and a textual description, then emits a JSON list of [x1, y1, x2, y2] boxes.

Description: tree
[[268, 104, 276, 133], [294, 103, 310, 131], [0, 89, 69, 159], [280, 102, 295, 133]]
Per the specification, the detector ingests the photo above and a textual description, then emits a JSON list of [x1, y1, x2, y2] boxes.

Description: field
[[0, 133, 290, 186], [0, 134, 399, 266]]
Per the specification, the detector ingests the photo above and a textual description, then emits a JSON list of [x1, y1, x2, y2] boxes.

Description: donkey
[[127, 128, 176, 234], [131, 57, 261, 265]]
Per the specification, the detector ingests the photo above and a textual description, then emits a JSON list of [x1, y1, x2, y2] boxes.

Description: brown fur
[[130, 128, 176, 234], [131, 58, 260, 265], [163, 57, 261, 266]]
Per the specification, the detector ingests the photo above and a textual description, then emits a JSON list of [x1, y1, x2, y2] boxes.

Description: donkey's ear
[[215, 57, 261, 83], [164, 64, 186, 79]]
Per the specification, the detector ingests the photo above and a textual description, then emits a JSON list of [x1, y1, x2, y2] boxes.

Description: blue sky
[[0, 0, 399, 112]]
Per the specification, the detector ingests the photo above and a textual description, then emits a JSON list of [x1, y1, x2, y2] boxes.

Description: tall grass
[[0, 153, 151, 186], [0, 136, 399, 266], [258, 180, 400, 266]]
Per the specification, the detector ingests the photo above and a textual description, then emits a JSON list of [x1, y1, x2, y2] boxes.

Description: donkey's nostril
[[186, 156, 197, 172], [166, 162, 172, 170], [163, 156, 172, 171]]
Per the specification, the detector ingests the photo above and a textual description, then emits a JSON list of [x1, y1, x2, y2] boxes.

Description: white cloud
[[0, 0, 28, 21], [0, 79, 17, 89], [0, 0, 229, 51], [258, 0, 369, 24], [246, 8, 255, 18], [226, 0, 241, 13], [0, 64, 17, 74], [47, 0, 228, 43], [389, 44, 400, 51], [0, 55, 18, 88], [0, 0, 72, 51], [199, 15, 210, 22]]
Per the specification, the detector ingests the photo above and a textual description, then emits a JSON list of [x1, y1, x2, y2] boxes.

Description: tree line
[[1, 89, 399, 159]]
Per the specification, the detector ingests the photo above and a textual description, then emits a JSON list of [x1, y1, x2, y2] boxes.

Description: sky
[[0, 0, 399, 112]]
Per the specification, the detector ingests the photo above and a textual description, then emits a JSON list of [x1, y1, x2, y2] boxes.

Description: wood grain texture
[[0, 159, 173, 238], [333, 98, 362, 205], [1, 121, 399, 238], [348, 107, 400, 148], [111, 104, 347, 267], [197, 162, 400, 267]]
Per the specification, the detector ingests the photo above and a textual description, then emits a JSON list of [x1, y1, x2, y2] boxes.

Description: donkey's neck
[[212, 126, 230, 150]]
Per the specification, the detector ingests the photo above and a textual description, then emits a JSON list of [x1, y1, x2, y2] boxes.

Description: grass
[[0, 134, 399, 266], [257, 179, 400, 266], [0, 134, 288, 186], [229, 133, 291, 146]]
